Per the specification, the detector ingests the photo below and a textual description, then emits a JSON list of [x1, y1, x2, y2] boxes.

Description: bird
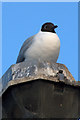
[[16, 22, 60, 64]]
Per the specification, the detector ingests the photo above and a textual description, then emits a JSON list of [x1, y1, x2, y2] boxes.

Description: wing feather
[[16, 35, 35, 63]]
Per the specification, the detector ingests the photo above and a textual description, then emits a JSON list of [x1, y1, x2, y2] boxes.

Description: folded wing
[[16, 35, 35, 63]]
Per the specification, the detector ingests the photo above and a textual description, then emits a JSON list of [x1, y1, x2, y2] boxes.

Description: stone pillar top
[[0, 61, 79, 96]]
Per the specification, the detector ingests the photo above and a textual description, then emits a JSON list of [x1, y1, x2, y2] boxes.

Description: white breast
[[24, 31, 60, 63]]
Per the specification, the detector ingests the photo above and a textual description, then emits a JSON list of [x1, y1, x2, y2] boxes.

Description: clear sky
[[2, 2, 78, 81]]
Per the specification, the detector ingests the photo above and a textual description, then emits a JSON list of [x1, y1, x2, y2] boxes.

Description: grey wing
[[16, 35, 35, 63]]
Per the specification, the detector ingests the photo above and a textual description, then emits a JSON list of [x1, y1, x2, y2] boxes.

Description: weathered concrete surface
[[1, 62, 80, 118], [2, 79, 80, 118], [0, 61, 79, 96]]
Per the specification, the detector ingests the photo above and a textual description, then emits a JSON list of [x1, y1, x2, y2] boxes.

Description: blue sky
[[1, 2, 78, 80]]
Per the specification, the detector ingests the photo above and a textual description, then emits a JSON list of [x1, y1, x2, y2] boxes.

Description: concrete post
[[1, 62, 80, 118]]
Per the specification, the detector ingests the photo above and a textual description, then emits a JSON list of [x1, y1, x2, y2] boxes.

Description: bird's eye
[[44, 25, 47, 29]]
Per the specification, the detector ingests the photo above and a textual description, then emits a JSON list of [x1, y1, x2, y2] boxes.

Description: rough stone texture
[[0, 61, 79, 96], [1, 62, 80, 119]]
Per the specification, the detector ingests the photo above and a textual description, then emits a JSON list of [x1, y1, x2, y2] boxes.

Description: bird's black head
[[41, 22, 58, 33]]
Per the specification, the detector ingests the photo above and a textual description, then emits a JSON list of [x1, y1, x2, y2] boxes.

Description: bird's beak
[[54, 25, 58, 29]]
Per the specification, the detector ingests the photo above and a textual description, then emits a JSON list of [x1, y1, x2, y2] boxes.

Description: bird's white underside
[[24, 31, 60, 63]]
